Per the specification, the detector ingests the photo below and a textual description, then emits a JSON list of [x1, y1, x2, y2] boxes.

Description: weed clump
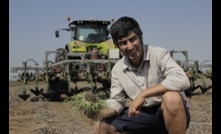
[[68, 91, 108, 119]]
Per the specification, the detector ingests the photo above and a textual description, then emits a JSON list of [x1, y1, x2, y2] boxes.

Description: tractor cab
[[69, 19, 112, 43], [55, 17, 118, 60], [55, 17, 114, 44]]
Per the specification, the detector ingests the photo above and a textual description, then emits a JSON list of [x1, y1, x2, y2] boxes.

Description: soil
[[9, 78, 212, 134]]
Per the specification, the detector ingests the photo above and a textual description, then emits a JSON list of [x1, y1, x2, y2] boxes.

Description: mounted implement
[[11, 17, 121, 101]]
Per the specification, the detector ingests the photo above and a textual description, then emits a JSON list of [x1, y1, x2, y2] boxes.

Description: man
[[93, 16, 191, 134]]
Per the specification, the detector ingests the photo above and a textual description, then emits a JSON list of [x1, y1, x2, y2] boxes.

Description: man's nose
[[127, 41, 134, 51]]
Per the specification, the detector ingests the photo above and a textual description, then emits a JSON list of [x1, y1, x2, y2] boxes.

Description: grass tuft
[[67, 91, 108, 119]]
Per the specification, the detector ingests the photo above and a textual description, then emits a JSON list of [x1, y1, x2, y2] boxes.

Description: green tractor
[[55, 16, 119, 61], [44, 17, 121, 100]]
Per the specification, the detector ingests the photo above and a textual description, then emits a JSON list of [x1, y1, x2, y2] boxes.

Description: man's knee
[[161, 91, 184, 114]]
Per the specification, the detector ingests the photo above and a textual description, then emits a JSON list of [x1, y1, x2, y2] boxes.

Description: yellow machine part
[[69, 40, 116, 53]]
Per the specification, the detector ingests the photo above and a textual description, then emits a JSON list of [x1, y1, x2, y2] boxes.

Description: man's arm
[[100, 107, 117, 118], [128, 84, 167, 117], [157, 49, 190, 91], [129, 47, 190, 117]]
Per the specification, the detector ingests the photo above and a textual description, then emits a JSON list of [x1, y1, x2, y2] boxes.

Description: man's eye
[[129, 37, 137, 43], [119, 41, 126, 46]]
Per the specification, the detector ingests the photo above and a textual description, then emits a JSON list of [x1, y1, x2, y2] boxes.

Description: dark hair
[[110, 16, 143, 46]]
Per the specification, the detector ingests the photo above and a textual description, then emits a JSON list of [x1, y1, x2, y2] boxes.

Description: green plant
[[68, 91, 108, 119]]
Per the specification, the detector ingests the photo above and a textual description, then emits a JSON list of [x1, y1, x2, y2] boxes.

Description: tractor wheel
[[184, 87, 193, 97], [102, 82, 111, 90], [60, 81, 69, 95], [48, 78, 61, 101]]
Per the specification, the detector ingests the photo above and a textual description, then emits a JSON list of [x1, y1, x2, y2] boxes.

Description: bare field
[[9, 80, 212, 134]]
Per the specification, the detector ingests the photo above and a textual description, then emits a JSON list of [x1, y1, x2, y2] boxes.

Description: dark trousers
[[102, 102, 190, 134]]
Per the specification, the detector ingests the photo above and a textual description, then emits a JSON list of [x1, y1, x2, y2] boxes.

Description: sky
[[9, 0, 212, 78]]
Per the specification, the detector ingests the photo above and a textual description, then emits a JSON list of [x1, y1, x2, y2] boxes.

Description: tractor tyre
[[102, 81, 111, 90], [48, 78, 61, 101]]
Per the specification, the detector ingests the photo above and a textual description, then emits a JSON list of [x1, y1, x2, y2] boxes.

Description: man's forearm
[[100, 107, 117, 118]]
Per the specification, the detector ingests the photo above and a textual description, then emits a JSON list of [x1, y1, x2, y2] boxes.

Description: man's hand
[[128, 84, 168, 118], [128, 92, 146, 118]]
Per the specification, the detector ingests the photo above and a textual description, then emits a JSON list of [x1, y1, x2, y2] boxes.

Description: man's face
[[117, 31, 143, 64]]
